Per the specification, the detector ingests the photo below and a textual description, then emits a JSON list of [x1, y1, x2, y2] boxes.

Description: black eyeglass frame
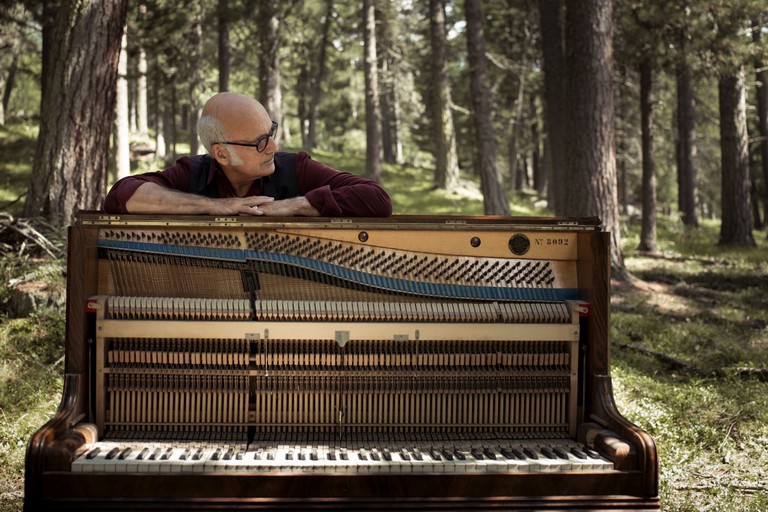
[[214, 121, 278, 153]]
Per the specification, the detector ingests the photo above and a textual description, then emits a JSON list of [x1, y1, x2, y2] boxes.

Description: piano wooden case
[[25, 214, 659, 511]]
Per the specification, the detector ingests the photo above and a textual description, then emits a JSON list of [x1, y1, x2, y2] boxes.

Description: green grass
[[614, 219, 768, 511], [0, 124, 38, 216], [1, 121, 768, 511]]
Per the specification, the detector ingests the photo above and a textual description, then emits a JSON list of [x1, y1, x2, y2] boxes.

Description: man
[[103, 92, 392, 217]]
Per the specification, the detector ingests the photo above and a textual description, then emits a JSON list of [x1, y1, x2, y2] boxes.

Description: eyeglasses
[[214, 121, 278, 153]]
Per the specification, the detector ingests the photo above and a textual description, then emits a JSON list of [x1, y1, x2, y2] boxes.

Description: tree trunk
[[380, 56, 395, 164], [531, 94, 544, 194], [465, 0, 509, 215], [136, 3, 149, 138], [1, 39, 20, 124], [676, 46, 698, 227], [564, 0, 625, 278], [115, 29, 131, 180], [39, 0, 61, 108], [508, 81, 526, 193], [23, 0, 128, 226], [718, 67, 756, 246], [753, 20, 768, 231], [136, 47, 149, 137], [307, 0, 334, 151], [616, 66, 629, 215], [637, 56, 657, 252], [538, 0, 566, 214], [186, 0, 204, 155], [154, 57, 167, 161], [259, 1, 283, 142], [218, 0, 230, 93], [363, 0, 382, 182], [428, 0, 459, 190], [170, 84, 177, 161]]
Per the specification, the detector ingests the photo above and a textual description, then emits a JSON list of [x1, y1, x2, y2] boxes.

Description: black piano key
[[523, 448, 538, 460], [483, 448, 497, 460], [211, 448, 222, 461], [471, 448, 484, 460], [148, 448, 161, 461], [412, 449, 423, 461], [118, 447, 132, 460], [135, 447, 149, 460], [370, 451, 380, 461], [358, 451, 368, 461], [160, 448, 172, 461], [441, 449, 454, 461], [286, 451, 293, 461], [85, 448, 101, 459], [500, 448, 517, 460], [553, 448, 569, 460], [311, 451, 318, 461], [223, 449, 234, 461], [431, 450, 443, 461], [339, 450, 349, 461], [584, 447, 601, 459], [236, 451, 244, 460], [540, 447, 557, 460], [453, 450, 466, 461], [328, 451, 337, 461], [192, 448, 203, 461], [179, 448, 191, 460], [569, 447, 587, 459], [105, 447, 120, 460], [382, 449, 392, 461]]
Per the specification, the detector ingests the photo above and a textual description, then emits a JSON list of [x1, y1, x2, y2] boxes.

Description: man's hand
[[259, 196, 320, 217], [125, 182, 276, 215], [213, 196, 276, 216]]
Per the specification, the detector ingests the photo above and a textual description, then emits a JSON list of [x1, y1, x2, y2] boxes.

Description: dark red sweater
[[103, 151, 392, 217]]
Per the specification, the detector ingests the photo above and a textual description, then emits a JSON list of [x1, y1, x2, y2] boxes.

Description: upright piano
[[25, 213, 659, 510]]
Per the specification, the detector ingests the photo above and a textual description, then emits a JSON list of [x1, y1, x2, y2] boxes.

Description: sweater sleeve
[[102, 157, 195, 213], [296, 152, 393, 217]]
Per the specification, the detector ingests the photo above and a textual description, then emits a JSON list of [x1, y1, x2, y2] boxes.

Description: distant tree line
[[0, 0, 766, 275]]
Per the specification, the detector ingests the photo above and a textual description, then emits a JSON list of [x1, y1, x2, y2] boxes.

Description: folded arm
[[125, 182, 275, 215]]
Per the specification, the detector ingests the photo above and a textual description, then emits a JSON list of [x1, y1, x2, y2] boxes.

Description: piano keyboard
[[72, 439, 613, 474]]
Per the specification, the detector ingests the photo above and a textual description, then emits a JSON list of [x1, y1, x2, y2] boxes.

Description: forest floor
[[1, 122, 767, 511]]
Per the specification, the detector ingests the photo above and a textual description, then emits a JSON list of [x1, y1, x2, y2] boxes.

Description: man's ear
[[212, 144, 230, 165]]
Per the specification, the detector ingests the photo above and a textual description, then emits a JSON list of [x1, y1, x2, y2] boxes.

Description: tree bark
[[465, 0, 510, 215], [115, 29, 131, 180], [753, 20, 768, 231], [718, 67, 756, 246], [676, 38, 698, 227], [428, 0, 459, 190], [538, 0, 566, 214], [187, 0, 204, 155], [306, 0, 334, 151], [508, 39, 528, 193], [637, 56, 657, 252], [531, 94, 543, 194], [23, 0, 128, 226], [363, 0, 382, 182], [218, 0, 230, 93], [136, 3, 149, 138], [259, 0, 284, 142], [380, 56, 395, 164], [564, 0, 626, 278]]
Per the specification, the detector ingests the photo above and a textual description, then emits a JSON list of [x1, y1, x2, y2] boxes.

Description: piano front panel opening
[[98, 333, 576, 441]]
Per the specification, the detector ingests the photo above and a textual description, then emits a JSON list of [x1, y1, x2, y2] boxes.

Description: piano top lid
[[74, 211, 603, 232]]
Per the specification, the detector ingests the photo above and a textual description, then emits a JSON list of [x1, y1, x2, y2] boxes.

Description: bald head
[[201, 92, 269, 124], [197, 92, 272, 154]]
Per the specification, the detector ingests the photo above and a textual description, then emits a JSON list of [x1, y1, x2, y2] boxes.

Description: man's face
[[223, 113, 279, 178]]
